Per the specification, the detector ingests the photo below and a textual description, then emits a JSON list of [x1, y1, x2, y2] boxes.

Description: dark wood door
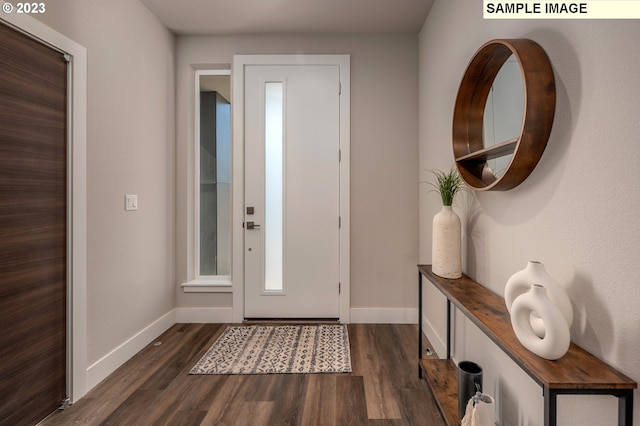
[[0, 22, 68, 425]]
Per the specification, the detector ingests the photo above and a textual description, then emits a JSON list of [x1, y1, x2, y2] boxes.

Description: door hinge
[[339, 82, 342, 95], [339, 149, 342, 162], [339, 216, 341, 228], [339, 282, 341, 294]]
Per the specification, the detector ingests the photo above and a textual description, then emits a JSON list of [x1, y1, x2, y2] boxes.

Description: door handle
[[246, 221, 261, 230]]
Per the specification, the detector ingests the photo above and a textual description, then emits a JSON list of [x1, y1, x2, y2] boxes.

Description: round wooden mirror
[[452, 39, 556, 191]]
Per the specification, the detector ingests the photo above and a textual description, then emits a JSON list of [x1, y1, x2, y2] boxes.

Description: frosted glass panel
[[264, 82, 284, 292]]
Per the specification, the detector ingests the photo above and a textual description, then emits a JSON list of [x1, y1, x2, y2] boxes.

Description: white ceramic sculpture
[[505, 261, 573, 337], [510, 284, 571, 360]]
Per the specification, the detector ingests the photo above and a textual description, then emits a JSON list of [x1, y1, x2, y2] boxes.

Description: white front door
[[243, 63, 342, 319]]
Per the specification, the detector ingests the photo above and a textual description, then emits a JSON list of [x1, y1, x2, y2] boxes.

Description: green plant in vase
[[428, 168, 465, 206]]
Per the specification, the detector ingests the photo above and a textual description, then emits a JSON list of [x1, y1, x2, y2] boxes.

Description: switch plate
[[125, 194, 138, 211]]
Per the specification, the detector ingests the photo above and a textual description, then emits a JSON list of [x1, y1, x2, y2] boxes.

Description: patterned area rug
[[189, 324, 352, 375]]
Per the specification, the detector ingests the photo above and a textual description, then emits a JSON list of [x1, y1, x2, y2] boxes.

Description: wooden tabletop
[[419, 265, 637, 391]]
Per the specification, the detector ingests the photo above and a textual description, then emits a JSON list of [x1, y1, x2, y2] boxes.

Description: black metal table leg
[[618, 390, 633, 426], [544, 387, 557, 426], [545, 388, 634, 426], [446, 299, 451, 360]]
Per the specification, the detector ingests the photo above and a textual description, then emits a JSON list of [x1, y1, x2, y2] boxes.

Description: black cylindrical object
[[458, 361, 483, 419]]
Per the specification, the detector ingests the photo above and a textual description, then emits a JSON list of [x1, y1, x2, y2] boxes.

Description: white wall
[[176, 34, 419, 320], [419, 1, 640, 424], [36, 0, 176, 372]]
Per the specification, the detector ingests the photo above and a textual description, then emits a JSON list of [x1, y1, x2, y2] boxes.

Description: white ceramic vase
[[475, 394, 495, 426], [432, 205, 462, 279], [510, 284, 571, 360], [504, 261, 573, 337], [461, 393, 495, 426]]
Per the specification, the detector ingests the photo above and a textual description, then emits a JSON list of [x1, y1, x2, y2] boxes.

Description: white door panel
[[244, 64, 341, 318]]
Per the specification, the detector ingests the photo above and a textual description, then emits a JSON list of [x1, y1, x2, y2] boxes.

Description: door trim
[[1, 14, 88, 402], [232, 55, 350, 323]]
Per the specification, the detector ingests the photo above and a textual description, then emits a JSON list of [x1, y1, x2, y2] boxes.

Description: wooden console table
[[418, 264, 636, 426]]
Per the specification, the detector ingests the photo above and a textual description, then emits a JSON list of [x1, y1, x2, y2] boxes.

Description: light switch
[[125, 194, 138, 211]]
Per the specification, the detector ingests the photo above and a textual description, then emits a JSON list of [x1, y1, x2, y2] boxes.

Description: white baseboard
[[421, 312, 446, 358], [86, 309, 176, 391], [84, 307, 231, 393], [349, 307, 418, 324], [175, 307, 233, 323]]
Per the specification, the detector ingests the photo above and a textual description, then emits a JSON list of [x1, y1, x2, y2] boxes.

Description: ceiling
[[140, 0, 435, 35]]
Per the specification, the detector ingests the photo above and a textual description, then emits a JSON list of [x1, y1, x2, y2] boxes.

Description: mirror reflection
[[482, 55, 524, 178]]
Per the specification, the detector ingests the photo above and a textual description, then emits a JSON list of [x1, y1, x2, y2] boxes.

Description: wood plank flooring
[[42, 324, 445, 425]]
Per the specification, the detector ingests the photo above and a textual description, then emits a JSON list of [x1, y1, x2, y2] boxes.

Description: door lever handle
[[246, 221, 261, 230]]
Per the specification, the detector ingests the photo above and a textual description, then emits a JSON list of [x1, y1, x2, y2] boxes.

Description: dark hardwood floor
[[42, 324, 445, 425]]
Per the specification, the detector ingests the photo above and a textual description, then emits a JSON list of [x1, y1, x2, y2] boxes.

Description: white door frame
[[232, 55, 350, 323], [1, 13, 88, 402]]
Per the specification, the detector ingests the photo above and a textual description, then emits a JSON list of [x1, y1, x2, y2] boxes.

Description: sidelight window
[[196, 70, 231, 280]]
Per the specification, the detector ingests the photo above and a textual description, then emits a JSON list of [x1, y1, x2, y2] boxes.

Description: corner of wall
[[86, 310, 176, 391]]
